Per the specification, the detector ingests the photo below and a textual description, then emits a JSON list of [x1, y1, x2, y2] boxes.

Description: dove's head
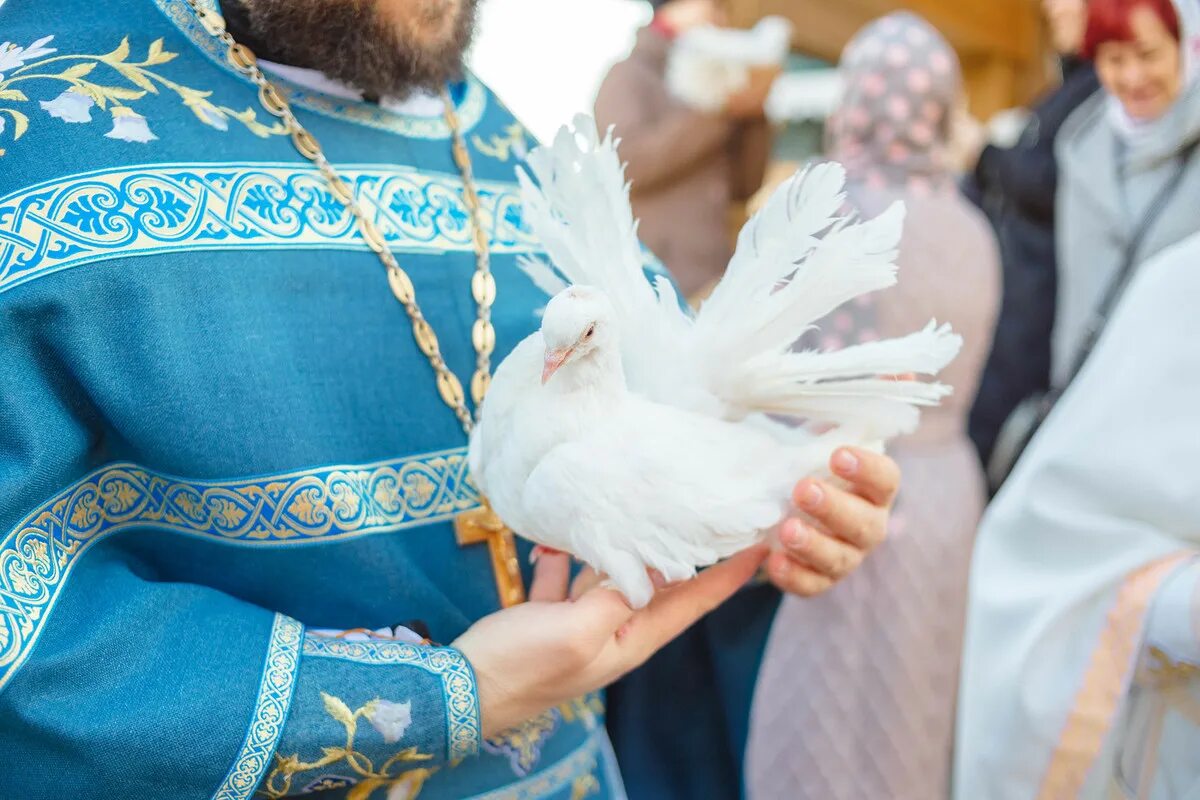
[[539, 286, 618, 385]]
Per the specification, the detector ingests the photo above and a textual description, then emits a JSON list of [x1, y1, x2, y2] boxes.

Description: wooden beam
[[730, 0, 1041, 62], [727, 0, 1049, 114]]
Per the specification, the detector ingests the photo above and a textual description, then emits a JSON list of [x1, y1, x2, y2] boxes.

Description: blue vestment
[[0, 1, 628, 796]]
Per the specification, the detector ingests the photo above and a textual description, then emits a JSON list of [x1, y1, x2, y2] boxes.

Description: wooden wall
[[728, 0, 1049, 117]]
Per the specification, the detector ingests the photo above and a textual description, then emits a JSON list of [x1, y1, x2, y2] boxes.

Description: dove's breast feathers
[[484, 374, 804, 607]]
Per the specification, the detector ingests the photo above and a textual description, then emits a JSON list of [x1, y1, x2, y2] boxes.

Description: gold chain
[[186, 0, 495, 436]]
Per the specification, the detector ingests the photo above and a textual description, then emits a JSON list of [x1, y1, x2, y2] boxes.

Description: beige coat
[[594, 27, 771, 298]]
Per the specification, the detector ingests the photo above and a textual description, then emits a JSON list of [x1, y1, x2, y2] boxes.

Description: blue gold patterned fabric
[[0, 0, 626, 797]]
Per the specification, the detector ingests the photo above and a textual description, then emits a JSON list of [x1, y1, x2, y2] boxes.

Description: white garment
[[954, 231, 1200, 800], [258, 59, 446, 117]]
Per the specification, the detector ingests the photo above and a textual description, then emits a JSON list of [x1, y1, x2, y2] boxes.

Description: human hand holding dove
[[469, 115, 959, 608]]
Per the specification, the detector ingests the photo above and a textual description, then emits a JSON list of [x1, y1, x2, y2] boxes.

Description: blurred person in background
[[956, 0, 1200, 796], [745, 13, 1000, 800], [983, 0, 1200, 487], [594, 0, 774, 301], [963, 0, 1100, 480]]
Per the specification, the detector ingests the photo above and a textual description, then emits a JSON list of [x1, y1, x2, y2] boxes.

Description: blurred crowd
[[595, 0, 1200, 797]]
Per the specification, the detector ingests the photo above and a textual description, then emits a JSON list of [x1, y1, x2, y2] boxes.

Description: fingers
[[793, 476, 889, 552], [528, 551, 572, 602], [829, 447, 901, 508], [777, 517, 863, 581], [765, 549, 834, 597], [618, 544, 769, 660]]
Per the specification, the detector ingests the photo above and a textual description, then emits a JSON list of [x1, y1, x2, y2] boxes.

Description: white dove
[[666, 16, 793, 112], [469, 116, 962, 608]]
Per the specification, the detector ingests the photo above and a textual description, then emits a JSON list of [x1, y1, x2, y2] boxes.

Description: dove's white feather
[[516, 255, 569, 297], [471, 115, 965, 606]]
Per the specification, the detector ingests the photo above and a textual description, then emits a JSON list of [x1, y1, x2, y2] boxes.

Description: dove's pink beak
[[542, 347, 573, 384]]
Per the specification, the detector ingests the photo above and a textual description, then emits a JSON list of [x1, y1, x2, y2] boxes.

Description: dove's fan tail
[[733, 322, 962, 437]]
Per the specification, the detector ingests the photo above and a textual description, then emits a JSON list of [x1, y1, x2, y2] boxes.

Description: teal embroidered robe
[[0, 1, 626, 797]]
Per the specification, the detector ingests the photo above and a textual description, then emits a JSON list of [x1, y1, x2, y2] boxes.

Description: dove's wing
[[688, 164, 963, 438], [516, 115, 703, 407]]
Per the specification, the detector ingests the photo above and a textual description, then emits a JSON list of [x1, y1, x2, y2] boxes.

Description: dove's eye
[[584, 324, 596, 339]]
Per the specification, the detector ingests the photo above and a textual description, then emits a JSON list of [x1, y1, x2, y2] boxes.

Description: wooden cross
[[455, 502, 526, 607]]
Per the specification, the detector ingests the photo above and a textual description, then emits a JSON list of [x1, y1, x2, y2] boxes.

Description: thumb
[[569, 584, 638, 639], [622, 543, 769, 658]]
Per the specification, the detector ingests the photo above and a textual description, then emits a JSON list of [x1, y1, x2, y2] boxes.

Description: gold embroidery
[[462, 729, 607, 800], [484, 710, 559, 774], [570, 773, 601, 800], [262, 693, 435, 799], [0, 34, 285, 155], [472, 123, 527, 162]]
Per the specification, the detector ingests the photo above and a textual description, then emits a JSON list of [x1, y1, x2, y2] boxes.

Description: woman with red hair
[[1052, 0, 1198, 394], [956, 1, 1200, 798]]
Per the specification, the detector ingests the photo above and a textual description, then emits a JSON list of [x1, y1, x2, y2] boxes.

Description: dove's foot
[[529, 544, 566, 564]]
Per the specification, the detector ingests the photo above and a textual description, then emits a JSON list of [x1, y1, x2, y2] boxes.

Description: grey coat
[[1053, 80, 1200, 384]]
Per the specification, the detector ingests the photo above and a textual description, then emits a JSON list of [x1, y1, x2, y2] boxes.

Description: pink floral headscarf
[[827, 12, 962, 193]]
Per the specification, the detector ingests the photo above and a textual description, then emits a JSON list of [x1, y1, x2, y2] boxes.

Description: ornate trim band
[[0, 448, 479, 691], [0, 162, 537, 295], [212, 614, 305, 800]]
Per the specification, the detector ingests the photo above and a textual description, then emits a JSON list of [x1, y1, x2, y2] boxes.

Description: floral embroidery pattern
[[301, 636, 481, 763], [483, 711, 560, 777], [462, 729, 609, 800], [0, 33, 284, 156], [472, 123, 528, 163], [261, 693, 435, 800], [0, 449, 480, 692]]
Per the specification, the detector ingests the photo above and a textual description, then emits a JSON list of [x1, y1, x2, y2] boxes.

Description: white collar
[[258, 59, 446, 117]]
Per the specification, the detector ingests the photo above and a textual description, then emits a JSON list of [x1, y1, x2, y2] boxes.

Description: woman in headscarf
[[745, 13, 1000, 800], [954, 1, 1200, 797]]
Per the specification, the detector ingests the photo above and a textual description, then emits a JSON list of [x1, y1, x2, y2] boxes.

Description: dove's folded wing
[[519, 407, 792, 605]]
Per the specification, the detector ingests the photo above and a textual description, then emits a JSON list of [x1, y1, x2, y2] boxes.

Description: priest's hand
[[766, 446, 900, 596], [453, 545, 768, 737]]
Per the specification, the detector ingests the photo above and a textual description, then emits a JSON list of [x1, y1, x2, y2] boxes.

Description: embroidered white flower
[[0, 35, 56, 77], [197, 105, 229, 131], [105, 106, 157, 143], [40, 88, 94, 123], [366, 699, 412, 744], [386, 773, 423, 800]]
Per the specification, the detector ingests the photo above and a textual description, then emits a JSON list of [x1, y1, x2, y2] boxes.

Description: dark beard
[[220, 0, 478, 99]]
